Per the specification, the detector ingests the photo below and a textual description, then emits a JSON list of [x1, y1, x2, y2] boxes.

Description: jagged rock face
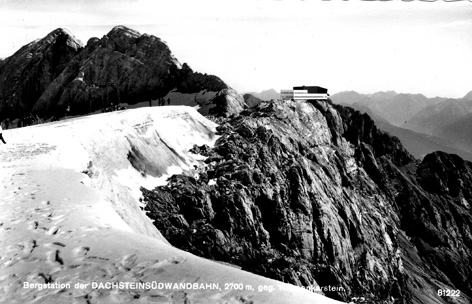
[[176, 63, 227, 93], [33, 26, 184, 117], [333, 106, 472, 304], [399, 152, 472, 298], [0, 28, 83, 120], [31, 26, 238, 118], [417, 151, 472, 199], [143, 100, 472, 304], [143, 100, 406, 302], [1, 26, 244, 120]]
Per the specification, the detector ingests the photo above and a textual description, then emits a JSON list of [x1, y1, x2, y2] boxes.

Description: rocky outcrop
[[32, 25, 183, 117], [176, 63, 227, 93], [0, 28, 83, 121], [243, 93, 263, 108], [417, 151, 472, 199], [1, 26, 245, 121], [334, 105, 472, 304], [208, 88, 246, 117], [142, 99, 472, 304]]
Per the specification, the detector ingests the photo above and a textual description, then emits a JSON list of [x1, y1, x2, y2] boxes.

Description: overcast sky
[[0, 0, 471, 98]]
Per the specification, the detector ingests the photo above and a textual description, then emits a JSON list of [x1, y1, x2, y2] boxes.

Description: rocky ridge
[[0, 28, 83, 121], [0, 26, 245, 121], [142, 99, 472, 304]]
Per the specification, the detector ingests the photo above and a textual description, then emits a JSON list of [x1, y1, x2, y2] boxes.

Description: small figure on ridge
[[0, 122, 6, 144]]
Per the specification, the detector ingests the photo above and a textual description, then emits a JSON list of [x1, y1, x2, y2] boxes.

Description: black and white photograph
[[0, 0, 471, 303]]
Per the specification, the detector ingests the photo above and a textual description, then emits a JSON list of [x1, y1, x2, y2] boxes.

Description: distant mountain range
[[376, 119, 472, 162], [331, 90, 472, 161], [0, 26, 245, 123], [331, 90, 447, 126], [246, 88, 280, 101], [403, 95, 472, 154], [404, 97, 472, 134], [432, 112, 472, 154]]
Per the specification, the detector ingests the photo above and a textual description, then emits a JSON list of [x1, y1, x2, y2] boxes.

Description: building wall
[[281, 90, 294, 100], [280, 88, 328, 100], [293, 93, 328, 100]]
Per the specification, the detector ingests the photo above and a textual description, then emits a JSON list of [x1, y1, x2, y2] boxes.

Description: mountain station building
[[281, 86, 328, 100]]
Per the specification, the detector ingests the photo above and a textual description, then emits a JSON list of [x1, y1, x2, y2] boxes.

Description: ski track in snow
[[0, 107, 343, 304]]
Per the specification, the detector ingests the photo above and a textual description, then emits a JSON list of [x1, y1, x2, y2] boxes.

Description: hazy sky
[[0, 0, 471, 98]]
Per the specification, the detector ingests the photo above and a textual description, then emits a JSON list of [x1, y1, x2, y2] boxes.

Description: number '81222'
[[437, 289, 460, 297]]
